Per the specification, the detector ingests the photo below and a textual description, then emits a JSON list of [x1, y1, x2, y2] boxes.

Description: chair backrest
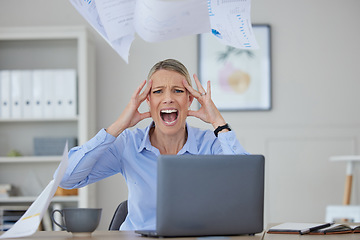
[[109, 200, 128, 230]]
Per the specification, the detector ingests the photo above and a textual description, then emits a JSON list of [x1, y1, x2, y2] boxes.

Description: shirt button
[[229, 137, 234, 141], [233, 146, 237, 150]]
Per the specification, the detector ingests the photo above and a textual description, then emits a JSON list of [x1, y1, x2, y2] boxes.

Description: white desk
[[2, 227, 358, 240], [0, 230, 265, 240]]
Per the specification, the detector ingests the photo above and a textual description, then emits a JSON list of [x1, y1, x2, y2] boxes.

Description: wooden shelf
[[0, 117, 78, 123], [330, 155, 360, 162], [0, 156, 62, 163], [0, 196, 79, 203]]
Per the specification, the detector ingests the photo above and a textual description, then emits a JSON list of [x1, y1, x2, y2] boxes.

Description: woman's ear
[[146, 95, 150, 106], [188, 94, 194, 108]]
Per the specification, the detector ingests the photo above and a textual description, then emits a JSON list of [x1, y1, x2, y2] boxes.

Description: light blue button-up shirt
[[59, 122, 248, 231]]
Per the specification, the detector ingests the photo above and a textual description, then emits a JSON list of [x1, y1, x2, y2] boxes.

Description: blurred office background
[[0, 0, 359, 230]]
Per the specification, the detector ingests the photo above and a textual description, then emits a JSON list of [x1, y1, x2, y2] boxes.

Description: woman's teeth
[[160, 109, 178, 124], [165, 119, 177, 124], [161, 109, 177, 114]]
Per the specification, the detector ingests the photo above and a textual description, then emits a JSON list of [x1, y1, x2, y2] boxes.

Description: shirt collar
[[137, 121, 155, 153], [137, 122, 199, 155], [178, 123, 198, 155]]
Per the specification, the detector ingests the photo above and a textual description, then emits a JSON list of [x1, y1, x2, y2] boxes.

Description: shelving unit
[[0, 26, 97, 221], [0, 196, 79, 204], [0, 156, 61, 163]]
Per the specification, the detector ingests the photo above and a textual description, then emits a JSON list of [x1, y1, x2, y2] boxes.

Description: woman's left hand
[[183, 74, 227, 129]]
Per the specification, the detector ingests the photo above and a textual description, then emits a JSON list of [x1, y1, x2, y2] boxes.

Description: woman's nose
[[163, 91, 174, 103]]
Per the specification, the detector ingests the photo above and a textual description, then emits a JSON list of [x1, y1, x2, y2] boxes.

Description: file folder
[[10, 70, 23, 118], [42, 70, 55, 118], [32, 70, 44, 118], [0, 70, 11, 119], [21, 71, 33, 119]]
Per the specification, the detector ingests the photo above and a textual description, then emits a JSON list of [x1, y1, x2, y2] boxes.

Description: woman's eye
[[153, 90, 161, 94], [175, 89, 184, 93]]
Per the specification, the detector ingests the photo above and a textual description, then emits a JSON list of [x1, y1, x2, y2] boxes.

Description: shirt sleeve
[[216, 131, 249, 155], [58, 128, 123, 189]]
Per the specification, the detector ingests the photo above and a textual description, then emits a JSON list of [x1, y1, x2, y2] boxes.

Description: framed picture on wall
[[198, 24, 271, 111]]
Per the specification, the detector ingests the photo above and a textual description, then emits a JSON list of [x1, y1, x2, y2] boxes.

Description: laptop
[[135, 154, 265, 237]]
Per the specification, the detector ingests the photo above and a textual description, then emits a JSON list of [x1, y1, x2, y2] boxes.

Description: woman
[[59, 59, 248, 231]]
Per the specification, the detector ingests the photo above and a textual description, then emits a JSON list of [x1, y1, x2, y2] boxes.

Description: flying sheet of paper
[[68, 0, 257, 63], [95, 0, 136, 42], [0, 143, 69, 239], [70, 0, 108, 39], [110, 35, 135, 63], [69, 0, 134, 63], [134, 0, 210, 42], [208, 0, 258, 49]]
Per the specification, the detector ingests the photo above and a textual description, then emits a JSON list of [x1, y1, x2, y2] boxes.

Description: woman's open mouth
[[160, 109, 178, 125]]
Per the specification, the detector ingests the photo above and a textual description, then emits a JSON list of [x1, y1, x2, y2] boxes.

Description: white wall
[[1, 0, 360, 230]]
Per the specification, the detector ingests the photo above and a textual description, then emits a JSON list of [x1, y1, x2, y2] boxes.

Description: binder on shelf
[[52, 69, 77, 118], [21, 71, 33, 119], [42, 70, 55, 118], [62, 69, 77, 118], [53, 70, 64, 118], [10, 71, 23, 119], [0, 70, 11, 119], [32, 70, 44, 118], [1, 69, 78, 119]]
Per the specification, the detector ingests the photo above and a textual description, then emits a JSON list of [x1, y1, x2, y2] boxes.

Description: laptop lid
[[151, 154, 265, 237]]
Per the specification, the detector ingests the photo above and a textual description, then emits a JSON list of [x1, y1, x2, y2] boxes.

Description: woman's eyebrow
[[151, 85, 164, 89], [152, 85, 185, 89], [172, 84, 185, 88]]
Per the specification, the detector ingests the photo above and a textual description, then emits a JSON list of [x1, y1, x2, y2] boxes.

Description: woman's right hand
[[106, 80, 152, 137]]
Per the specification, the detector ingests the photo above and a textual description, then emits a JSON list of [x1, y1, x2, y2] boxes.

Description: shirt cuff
[[217, 131, 249, 154]]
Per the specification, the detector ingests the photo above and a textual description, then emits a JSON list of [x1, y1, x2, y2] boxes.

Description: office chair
[[108, 200, 128, 230]]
